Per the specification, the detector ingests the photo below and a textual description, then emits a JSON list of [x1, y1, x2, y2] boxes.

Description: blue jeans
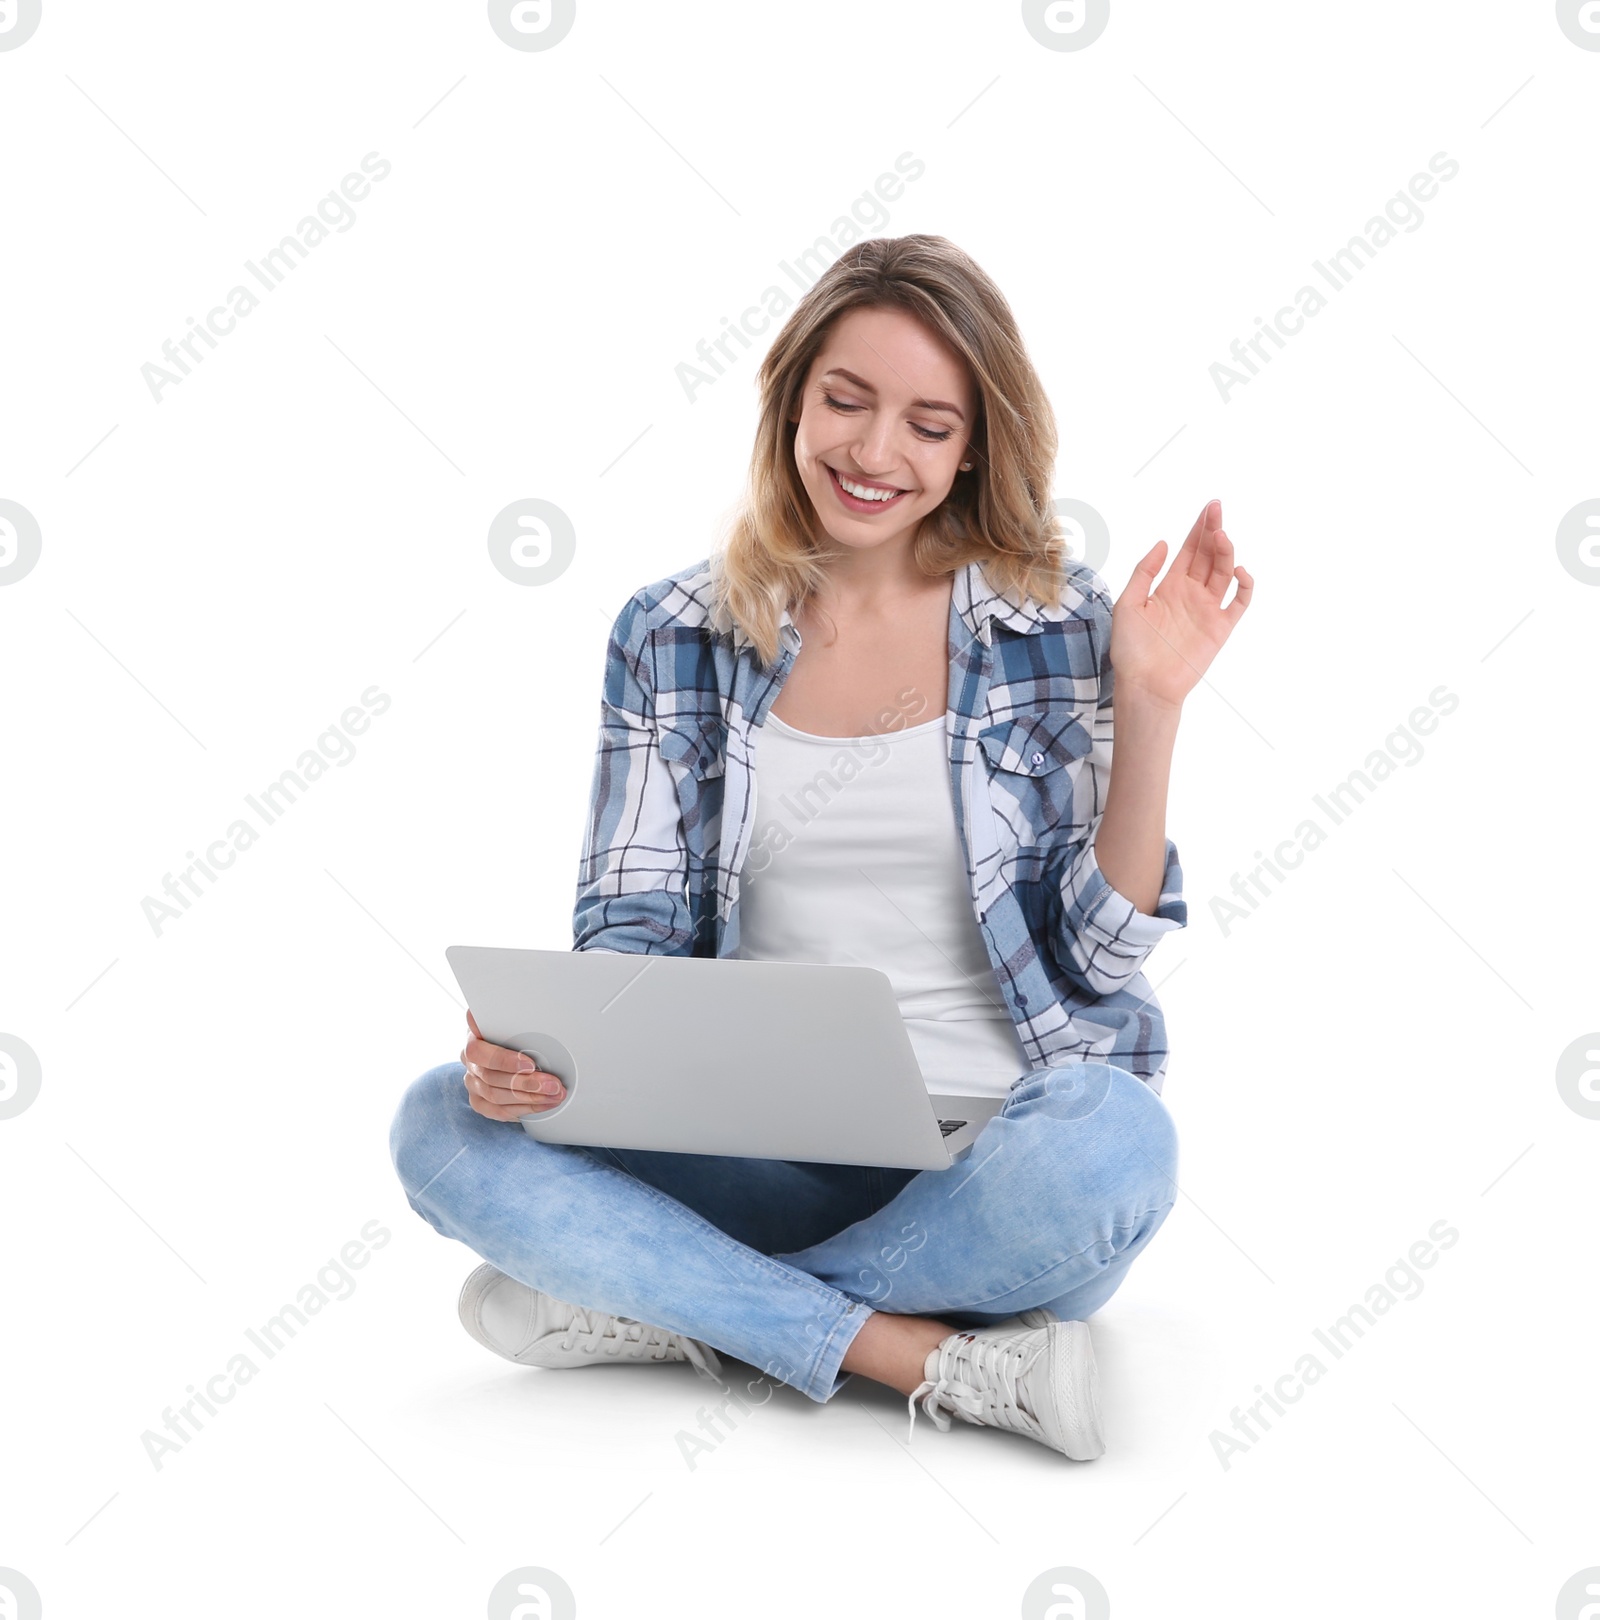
[[388, 1059, 1178, 1403]]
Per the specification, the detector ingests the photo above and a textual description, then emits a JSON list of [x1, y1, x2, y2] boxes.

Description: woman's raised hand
[[1109, 498, 1254, 711], [459, 1007, 567, 1122]]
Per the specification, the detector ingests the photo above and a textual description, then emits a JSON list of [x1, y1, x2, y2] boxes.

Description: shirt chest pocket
[[657, 716, 728, 784], [977, 711, 1096, 850]]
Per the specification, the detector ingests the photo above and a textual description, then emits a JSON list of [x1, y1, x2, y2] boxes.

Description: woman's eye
[[822, 393, 953, 443]]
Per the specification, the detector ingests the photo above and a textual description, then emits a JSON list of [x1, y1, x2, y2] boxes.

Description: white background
[[2, 2, 1596, 1616]]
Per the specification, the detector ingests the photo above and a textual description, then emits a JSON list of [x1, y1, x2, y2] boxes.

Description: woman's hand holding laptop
[[459, 1009, 566, 1121]]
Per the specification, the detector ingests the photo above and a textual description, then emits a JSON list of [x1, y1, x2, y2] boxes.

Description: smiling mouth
[[826, 465, 912, 511]]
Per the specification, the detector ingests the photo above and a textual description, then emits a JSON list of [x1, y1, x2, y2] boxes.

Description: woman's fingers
[[1224, 566, 1255, 624], [1205, 529, 1235, 595], [461, 1012, 566, 1120], [464, 1067, 565, 1111], [465, 1065, 563, 1100], [471, 1094, 546, 1122], [463, 1032, 526, 1068], [464, 1010, 535, 1072], [462, 1031, 538, 1078], [1172, 499, 1218, 581], [1120, 538, 1165, 603]]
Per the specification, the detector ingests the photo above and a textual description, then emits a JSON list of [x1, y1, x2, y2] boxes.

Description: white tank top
[[735, 708, 1032, 1097]]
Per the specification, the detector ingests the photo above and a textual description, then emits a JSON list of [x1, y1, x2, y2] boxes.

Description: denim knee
[[1009, 1061, 1178, 1212], [388, 1061, 469, 1205]]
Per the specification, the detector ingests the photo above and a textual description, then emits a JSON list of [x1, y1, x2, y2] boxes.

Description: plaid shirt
[[573, 556, 1188, 1092]]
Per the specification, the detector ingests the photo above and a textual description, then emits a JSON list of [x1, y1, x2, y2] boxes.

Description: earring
[[960, 461, 973, 470]]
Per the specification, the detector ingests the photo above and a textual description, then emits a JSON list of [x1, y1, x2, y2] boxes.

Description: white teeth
[[837, 471, 903, 502]]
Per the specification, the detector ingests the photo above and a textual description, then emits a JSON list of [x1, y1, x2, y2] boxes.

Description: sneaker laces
[[906, 1331, 1046, 1446], [558, 1307, 723, 1379]]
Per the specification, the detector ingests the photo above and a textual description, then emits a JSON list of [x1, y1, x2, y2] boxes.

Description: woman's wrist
[[1113, 678, 1186, 724]]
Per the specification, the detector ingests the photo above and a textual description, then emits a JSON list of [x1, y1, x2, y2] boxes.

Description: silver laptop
[[444, 945, 1010, 1170]]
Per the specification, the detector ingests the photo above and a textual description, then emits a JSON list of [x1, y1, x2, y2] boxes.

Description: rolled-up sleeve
[[571, 594, 696, 956], [1056, 832, 1186, 996]]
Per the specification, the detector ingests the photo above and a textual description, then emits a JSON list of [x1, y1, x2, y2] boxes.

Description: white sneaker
[[991, 1307, 1058, 1330], [458, 1263, 723, 1379], [907, 1318, 1104, 1460]]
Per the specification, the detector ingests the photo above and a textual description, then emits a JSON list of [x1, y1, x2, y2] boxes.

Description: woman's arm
[[1097, 498, 1253, 917], [1049, 652, 1187, 1002], [1092, 688, 1182, 917], [571, 592, 696, 955]]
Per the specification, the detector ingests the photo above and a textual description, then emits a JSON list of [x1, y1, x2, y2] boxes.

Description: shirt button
[[1031, 751, 1045, 766], [1016, 993, 1028, 1007]]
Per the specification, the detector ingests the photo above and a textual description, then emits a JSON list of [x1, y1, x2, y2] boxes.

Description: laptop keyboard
[[937, 1118, 968, 1137]]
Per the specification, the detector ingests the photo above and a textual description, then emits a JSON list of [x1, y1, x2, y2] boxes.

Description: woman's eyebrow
[[822, 367, 966, 422]]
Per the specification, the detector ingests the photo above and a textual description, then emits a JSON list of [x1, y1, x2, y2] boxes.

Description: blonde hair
[[708, 233, 1069, 667]]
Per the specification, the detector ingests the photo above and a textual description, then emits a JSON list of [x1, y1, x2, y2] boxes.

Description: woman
[[390, 234, 1252, 1461]]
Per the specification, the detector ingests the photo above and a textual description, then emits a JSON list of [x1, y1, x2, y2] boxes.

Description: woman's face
[[788, 304, 976, 559]]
